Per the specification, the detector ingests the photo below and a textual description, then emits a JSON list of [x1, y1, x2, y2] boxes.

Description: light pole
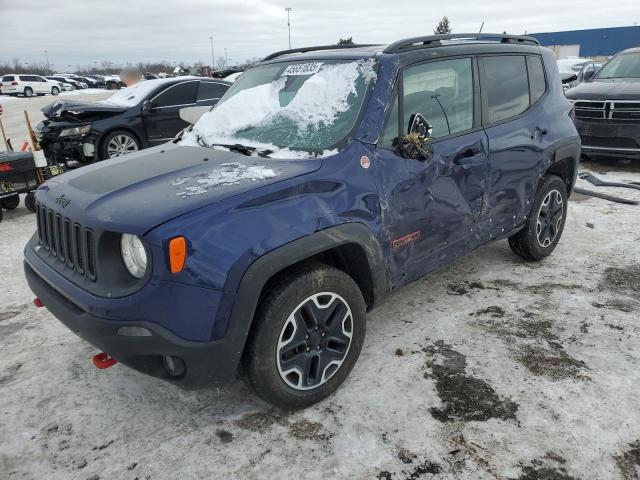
[[285, 7, 292, 49], [44, 49, 50, 71], [209, 35, 215, 69], [224, 48, 228, 68]]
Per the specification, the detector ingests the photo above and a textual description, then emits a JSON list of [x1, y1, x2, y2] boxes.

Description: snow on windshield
[[180, 59, 375, 158], [171, 162, 279, 197], [103, 78, 189, 107]]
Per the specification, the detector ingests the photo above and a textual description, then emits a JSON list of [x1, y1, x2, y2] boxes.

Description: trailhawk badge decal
[[55, 194, 71, 208]]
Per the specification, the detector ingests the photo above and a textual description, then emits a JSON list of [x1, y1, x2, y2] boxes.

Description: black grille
[[581, 136, 639, 149], [36, 202, 97, 281], [574, 100, 640, 123]]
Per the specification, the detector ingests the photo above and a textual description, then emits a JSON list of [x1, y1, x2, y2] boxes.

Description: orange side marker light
[[169, 236, 187, 274]]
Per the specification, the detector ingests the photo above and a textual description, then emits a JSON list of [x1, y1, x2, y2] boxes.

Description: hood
[[41, 99, 128, 122], [36, 143, 322, 235], [565, 78, 640, 100]]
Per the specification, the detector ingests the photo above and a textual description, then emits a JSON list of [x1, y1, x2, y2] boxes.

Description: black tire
[[1, 194, 19, 210], [243, 265, 367, 410], [51, 86, 60, 95], [509, 174, 568, 261], [99, 130, 141, 160], [24, 87, 33, 97], [25, 192, 36, 213]]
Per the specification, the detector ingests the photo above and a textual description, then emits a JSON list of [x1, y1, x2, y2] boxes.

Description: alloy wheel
[[536, 189, 563, 248], [277, 292, 353, 390], [107, 134, 139, 158]]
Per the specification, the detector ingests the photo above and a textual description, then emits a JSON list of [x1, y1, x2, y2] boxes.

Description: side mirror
[[142, 100, 153, 112], [583, 70, 595, 81], [397, 113, 432, 161]]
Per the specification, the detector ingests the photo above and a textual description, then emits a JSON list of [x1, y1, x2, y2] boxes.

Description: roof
[[530, 26, 640, 57]]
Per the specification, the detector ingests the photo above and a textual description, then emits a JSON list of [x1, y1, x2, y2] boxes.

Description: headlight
[[58, 125, 91, 137], [121, 234, 147, 279]]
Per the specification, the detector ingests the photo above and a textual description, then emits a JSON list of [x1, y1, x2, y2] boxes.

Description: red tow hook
[[92, 353, 118, 369], [33, 298, 44, 308]]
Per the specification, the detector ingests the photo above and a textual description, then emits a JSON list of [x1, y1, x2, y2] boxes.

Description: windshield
[[180, 59, 377, 158], [596, 53, 640, 79]]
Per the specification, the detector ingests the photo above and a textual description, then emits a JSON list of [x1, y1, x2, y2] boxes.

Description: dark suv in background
[[566, 47, 640, 160], [25, 34, 579, 409], [37, 77, 230, 167]]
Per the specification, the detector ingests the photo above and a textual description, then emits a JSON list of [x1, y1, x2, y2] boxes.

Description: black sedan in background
[[38, 77, 230, 166]]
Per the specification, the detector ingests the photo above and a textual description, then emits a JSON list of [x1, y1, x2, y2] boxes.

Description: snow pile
[[171, 162, 279, 197], [180, 59, 375, 158]]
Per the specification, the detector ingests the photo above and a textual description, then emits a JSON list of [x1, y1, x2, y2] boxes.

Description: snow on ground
[[1, 95, 640, 479], [0, 94, 22, 103], [59, 88, 111, 97]]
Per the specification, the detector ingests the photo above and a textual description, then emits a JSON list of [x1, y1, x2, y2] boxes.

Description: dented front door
[[371, 56, 489, 288], [373, 131, 489, 289]]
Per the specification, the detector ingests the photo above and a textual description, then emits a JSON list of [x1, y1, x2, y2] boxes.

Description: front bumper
[[575, 117, 640, 159], [38, 131, 98, 165], [24, 258, 240, 389]]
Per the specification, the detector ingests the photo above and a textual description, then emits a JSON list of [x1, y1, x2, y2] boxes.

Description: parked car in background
[[564, 60, 604, 88], [1, 74, 62, 96], [45, 77, 74, 91], [69, 75, 105, 88], [37, 77, 231, 166], [557, 58, 592, 87], [25, 35, 580, 409], [54, 74, 88, 89], [47, 76, 85, 90], [212, 68, 244, 78], [566, 47, 640, 160], [103, 75, 125, 90]]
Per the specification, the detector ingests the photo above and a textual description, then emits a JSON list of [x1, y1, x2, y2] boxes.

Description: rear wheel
[[24, 87, 33, 97], [25, 192, 36, 212], [243, 265, 366, 410], [100, 130, 140, 160], [51, 86, 60, 95], [1, 195, 19, 210], [509, 174, 568, 261]]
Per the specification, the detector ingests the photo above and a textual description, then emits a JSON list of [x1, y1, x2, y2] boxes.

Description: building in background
[[530, 25, 640, 60]]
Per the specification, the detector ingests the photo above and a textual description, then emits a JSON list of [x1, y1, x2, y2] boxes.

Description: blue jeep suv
[[24, 34, 580, 409]]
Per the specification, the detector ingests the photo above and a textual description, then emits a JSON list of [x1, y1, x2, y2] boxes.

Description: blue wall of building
[[531, 26, 640, 57]]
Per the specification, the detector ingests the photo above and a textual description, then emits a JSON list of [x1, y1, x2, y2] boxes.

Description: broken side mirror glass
[[397, 113, 432, 161]]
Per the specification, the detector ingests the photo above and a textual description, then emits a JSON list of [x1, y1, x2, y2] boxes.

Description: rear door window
[[483, 55, 530, 123], [152, 81, 198, 108], [20, 75, 36, 82], [197, 82, 228, 101]]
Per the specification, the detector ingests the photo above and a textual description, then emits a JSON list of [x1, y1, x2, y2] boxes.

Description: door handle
[[453, 147, 483, 165]]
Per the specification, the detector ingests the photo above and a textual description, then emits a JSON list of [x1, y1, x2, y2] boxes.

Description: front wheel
[[1, 194, 20, 210], [100, 130, 140, 160], [242, 265, 366, 410], [509, 174, 568, 261]]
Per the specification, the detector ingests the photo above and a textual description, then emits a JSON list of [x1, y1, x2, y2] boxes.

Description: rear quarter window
[[483, 55, 530, 123], [2, 75, 14, 82], [527, 56, 547, 104], [197, 82, 228, 101]]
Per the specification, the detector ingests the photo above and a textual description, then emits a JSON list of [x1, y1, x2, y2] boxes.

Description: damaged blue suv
[[24, 34, 580, 409]]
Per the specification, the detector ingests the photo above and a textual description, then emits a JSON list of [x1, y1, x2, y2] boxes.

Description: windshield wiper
[[196, 136, 272, 157]]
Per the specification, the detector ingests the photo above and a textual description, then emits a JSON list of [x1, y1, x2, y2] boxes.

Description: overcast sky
[[1, 0, 638, 69]]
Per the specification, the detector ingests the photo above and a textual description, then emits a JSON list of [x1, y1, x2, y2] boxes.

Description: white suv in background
[[1, 74, 63, 97]]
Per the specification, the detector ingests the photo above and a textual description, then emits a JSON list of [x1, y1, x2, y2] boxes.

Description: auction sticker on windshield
[[282, 62, 324, 76]]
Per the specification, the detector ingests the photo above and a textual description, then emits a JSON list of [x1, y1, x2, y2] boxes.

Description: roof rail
[[383, 33, 540, 54], [262, 44, 381, 62]]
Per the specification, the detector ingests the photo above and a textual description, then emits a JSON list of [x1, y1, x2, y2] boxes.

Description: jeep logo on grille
[[56, 194, 71, 208]]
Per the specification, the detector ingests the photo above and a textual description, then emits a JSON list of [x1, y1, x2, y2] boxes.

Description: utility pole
[[209, 35, 215, 69], [285, 7, 292, 49]]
